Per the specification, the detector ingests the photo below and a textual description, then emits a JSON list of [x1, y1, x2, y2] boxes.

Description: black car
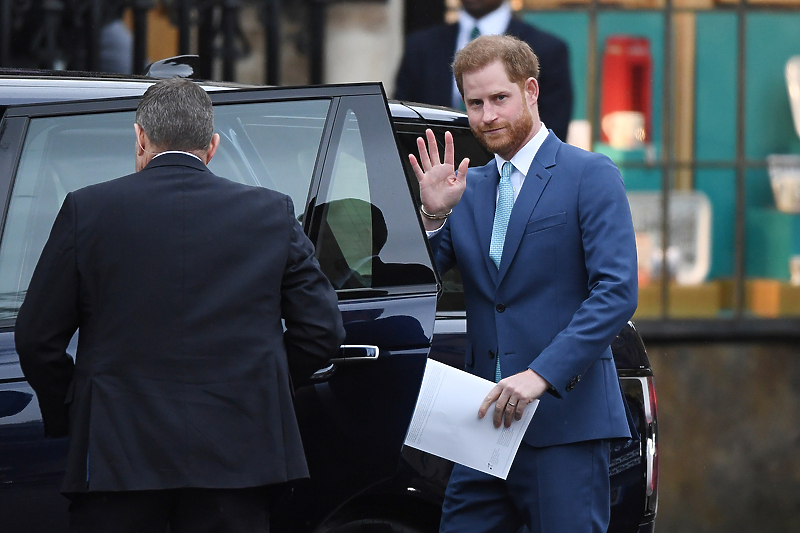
[[0, 66, 657, 533]]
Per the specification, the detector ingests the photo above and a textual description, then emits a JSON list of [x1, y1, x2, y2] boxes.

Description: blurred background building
[[1, 1, 800, 532], [4, 1, 799, 323]]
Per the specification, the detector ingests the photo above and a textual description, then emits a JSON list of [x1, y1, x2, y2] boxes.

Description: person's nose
[[482, 103, 498, 124]]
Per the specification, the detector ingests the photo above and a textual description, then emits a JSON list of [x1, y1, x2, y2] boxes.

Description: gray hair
[[135, 78, 214, 151]]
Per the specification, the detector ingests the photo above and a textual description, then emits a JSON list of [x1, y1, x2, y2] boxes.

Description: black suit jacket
[[394, 18, 573, 142], [15, 153, 345, 493]]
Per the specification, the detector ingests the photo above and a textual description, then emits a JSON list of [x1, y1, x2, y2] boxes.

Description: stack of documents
[[404, 359, 538, 480]]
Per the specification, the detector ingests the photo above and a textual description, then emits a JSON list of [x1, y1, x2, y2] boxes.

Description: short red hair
[[452, 34, 540, 98]]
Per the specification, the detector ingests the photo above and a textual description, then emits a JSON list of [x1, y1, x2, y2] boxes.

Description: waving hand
[[409, 129, 469, 230]]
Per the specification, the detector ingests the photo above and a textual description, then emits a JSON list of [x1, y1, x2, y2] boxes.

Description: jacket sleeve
[[15, 193, 80, 438], [280, 197, 346, 381], [529, 155, 638, 397], [426, 218, 458, 278]]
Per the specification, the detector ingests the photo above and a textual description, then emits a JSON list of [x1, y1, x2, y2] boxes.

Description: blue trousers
[[440, 440, 610, 533]]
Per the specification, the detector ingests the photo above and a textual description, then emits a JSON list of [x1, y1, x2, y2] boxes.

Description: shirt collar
[[153, 150, 203, 162], [458, 2, 512, 41], [494, 122, 549, 177]]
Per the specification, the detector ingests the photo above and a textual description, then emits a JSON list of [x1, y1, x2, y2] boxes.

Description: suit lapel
[[496, 132, 559, 283], [473, 165, 501, 281]]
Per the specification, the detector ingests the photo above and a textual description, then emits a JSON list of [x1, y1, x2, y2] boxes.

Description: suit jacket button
[[488, 350, 495, 359], [566, 376, 579, 391], [496, 303, 506, 313]]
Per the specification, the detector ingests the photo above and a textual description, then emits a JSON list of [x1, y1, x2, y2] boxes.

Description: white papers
[[403, 359, 538, 480]]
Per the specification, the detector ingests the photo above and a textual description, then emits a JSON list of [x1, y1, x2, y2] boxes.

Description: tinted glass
[[210, 100, 330, 217], [0, 112, 137, 319], [312, 97, 436, 291], [0, 99, 331, 320]]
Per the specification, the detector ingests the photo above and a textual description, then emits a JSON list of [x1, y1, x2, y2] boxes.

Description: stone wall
[[325, 0, 404, 96], [235, 1, 404, 93], [647, 341, 800, 532]]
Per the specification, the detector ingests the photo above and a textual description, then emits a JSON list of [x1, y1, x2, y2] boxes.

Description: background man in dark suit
[[15, 78, 345, 533], [394, 0, 573, 142], [409, 35, 637, 533]]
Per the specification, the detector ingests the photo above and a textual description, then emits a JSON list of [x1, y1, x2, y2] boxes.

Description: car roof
[[390, 101, 470, 126], [0, 68, 469, 127], [0, 69, 240, 107]]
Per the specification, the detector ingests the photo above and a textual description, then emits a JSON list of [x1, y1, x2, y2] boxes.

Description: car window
[[311, 98, 436, 292], [394, 125, 492, 312], [0, 99, 331, 321], [0, 111, 137, 320], [319, 110, 374, 286], [210, 99, 330, 215]]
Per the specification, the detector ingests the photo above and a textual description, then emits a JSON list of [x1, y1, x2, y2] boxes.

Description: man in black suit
[[15, 78, 345, 533], [395, 0, 573, 142]]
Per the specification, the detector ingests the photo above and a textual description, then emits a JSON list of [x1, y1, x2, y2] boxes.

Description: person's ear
[[203, 133, 221, 164], [134, 123, 148, 155], [524, 77, 539, 107]]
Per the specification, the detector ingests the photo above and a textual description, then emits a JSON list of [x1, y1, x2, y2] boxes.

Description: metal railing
[[573, 0, 800, 338], [0, 0, 284, 83]]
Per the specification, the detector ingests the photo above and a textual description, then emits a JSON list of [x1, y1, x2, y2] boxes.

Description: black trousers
[[68, 486, 271, 533]]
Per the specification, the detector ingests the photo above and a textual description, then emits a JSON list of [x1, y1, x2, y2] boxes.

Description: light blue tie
[[491, 161, 514, 382], [489, 162, 514, 269]]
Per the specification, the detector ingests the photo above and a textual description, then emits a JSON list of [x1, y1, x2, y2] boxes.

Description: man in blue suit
[[395, 0, 573, 142], [409, 35, 638, 533]]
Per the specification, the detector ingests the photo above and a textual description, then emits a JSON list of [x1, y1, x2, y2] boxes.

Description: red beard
[[471, 105, 534, 158]]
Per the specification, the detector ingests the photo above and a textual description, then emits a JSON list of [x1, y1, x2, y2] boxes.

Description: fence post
[[87, 0, 103, 71], [0, 0, 10, 67], [308, 0, 326, 85], [178, 0, 193, 55], [221, 0, 239, 81], [132, 0, 155, 74], [264, 0, 281, 85]]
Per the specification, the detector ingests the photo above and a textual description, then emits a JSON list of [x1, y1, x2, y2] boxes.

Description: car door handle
[[330, 344, 380, 363], [309, 345, 380, 381]]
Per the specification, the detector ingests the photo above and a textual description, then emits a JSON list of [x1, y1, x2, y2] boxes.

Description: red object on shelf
[[600, 36, 652, 145]]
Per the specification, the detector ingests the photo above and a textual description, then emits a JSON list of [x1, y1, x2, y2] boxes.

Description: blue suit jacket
[[430, 132, 638, 447], [394, 18, 573, 142]]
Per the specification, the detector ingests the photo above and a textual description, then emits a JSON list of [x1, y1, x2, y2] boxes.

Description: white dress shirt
[[493, 121, 549, 202], [154, 150, 203, 162]]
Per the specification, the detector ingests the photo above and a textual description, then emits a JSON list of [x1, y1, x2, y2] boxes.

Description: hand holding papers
[[479, 366, 551, 429], [403, 359, 538, 480]]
